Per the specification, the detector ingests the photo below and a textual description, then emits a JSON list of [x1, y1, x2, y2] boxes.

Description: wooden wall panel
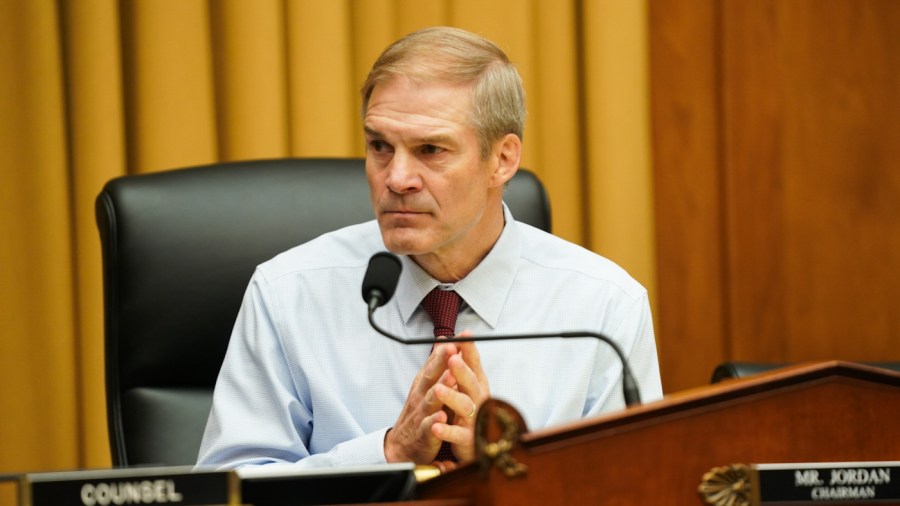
[[721, 1, 789, 361], [649, 0, 725, 392], [722, 0, 900, 363], [651, 0, 900, 393], [780, 1, 900, 361]]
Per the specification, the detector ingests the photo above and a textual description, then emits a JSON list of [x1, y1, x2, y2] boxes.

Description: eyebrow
[[418, 134, 453, 146], [363, 127, 454, 146], [363, 126, 383, 138]]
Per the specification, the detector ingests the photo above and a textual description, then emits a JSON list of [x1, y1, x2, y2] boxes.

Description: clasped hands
[[384, 331, 489, 471]]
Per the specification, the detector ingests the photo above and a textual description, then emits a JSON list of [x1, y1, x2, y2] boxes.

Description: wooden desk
[[417, 361, 900, 505]]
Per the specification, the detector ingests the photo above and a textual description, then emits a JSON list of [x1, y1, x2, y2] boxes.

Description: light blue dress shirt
[[196, 205, 662, 469]]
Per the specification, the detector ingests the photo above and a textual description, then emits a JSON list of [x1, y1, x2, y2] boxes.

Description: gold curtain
[[0, 0, 653, 489]]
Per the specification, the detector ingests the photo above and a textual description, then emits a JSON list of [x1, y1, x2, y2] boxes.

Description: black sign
[[21, 466, 236, 506], [237, 463, 417, 505], [757, 462, 900, 504]]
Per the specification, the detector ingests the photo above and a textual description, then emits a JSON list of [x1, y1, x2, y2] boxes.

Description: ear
[[488, 133, 522, 188]]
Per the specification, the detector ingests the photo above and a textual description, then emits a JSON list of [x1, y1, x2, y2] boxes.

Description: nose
[[384, 151, 422, 194]]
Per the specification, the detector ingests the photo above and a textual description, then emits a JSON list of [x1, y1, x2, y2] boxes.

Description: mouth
[[379, 209, 432, 225], [381, 207, 429, 216]]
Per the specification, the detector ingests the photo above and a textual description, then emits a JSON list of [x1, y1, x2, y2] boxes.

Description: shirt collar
[[394, 203, 521, 328]]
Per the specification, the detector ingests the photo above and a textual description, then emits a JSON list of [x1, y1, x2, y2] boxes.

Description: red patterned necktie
[[421, 288, 461, 338], [420, 288, 462, 462]]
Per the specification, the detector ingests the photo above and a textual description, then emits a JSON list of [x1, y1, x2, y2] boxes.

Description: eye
[[368, 139, 390, 153], [420, 144, 445, 155]]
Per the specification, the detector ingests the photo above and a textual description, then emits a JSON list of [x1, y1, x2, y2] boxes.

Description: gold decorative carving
[[474, 398, 529, 478], [698, 464, 753, 506]]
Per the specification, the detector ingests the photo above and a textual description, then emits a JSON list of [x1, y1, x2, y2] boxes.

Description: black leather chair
[[96, 157, 551, 467], [710, 362, 788, 383], [711, 361, 900, 383]]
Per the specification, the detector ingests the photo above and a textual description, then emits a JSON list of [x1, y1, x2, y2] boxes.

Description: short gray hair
[[361, 26, 526, 159]]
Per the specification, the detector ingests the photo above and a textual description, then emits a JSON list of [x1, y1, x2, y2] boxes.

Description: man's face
[[364, 75, 501, 263]]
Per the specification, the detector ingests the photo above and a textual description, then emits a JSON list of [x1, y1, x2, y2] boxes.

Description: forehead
[[364, 76, 475, 139]]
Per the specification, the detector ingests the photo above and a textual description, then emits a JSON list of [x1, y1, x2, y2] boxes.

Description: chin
[[383, 242, 428, 256], [380, 232, 432, 257]]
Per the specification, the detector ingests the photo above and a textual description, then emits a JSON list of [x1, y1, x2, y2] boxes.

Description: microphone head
[[361, 252, 402, 307]]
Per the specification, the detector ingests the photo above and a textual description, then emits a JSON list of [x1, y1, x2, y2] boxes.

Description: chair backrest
[[711, 361, 900, 383], [96, 157, 551, 467]]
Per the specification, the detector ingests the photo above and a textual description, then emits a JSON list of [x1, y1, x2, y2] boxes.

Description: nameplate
[[699, 461, 900, 505], [19, 466, 239, 506], [757, 462, 900, 503], [236, 463, 417, 505]]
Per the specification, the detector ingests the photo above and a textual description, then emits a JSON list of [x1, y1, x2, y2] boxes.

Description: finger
[[433, 383, 477, 424], [438, 368, 458, 389], [418, 341, 457, 387], [454, 335, 487, 383], [419, 409, 449, 448], [421, 382, 448, 414], [385, 407, 448, 463], [447, 353, 477, 390], [430, 336, 459, 362], [426, 408, 448, 426], [431, 421, 472, 447], [448, 354, 489, 410], [433, 422, 477, 464]]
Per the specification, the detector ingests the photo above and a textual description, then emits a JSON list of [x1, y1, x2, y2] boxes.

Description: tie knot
[[421, 288, 461, 338]]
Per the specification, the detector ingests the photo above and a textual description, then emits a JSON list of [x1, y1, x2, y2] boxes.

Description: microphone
[[361, 252, 642, 407], [362, 251, 403, 311]]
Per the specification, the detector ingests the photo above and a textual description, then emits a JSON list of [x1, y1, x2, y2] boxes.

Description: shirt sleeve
[[195, 270, 390, 470], [622, 292, 664, 404], [584, 290, 663, 416]]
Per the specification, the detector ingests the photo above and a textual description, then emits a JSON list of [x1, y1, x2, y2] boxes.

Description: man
[[196, 26, 662, 471]]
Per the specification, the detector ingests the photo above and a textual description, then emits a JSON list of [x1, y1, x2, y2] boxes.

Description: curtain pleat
[[211, 0, 289, 160], [582, 0, 657, 289], [532, 0, 584, 244], [287, 0, 357, 156], [0, 0, 654, 488], [0, 0, 80, 480], [122, 0, 218, 173], [57, 0, 127, 467]]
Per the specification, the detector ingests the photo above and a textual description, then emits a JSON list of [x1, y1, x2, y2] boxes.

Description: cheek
[[445, 179, 488, 216], [366, 173, 387, 201]]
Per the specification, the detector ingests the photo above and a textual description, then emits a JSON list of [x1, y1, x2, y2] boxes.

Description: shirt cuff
[[329, 426, 391, 466]]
